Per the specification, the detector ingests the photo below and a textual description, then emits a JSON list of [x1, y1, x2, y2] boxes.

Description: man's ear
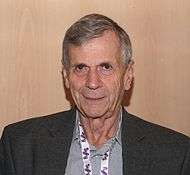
[[62, 68, 70, 89], [124, 61, 134, 90]]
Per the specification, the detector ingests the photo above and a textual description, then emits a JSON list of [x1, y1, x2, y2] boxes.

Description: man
[[0, 14, 189, 175]]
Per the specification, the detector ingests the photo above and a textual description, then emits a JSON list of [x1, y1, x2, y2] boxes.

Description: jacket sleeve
[[181, 139, 190, 175], [0, 128, 15, 175]]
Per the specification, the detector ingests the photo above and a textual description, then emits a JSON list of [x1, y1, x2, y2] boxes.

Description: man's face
[[64, 31, 133, 119]]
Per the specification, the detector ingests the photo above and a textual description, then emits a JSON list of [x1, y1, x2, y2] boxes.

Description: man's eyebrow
[[71, 63, 87, 67], [70, 62, 114, 68], [99, 62, 114, 66]]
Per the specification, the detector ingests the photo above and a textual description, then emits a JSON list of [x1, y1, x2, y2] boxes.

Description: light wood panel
[[0, 0, 190, 136]]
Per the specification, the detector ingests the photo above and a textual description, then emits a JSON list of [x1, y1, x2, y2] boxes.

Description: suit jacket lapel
[[121, 108, 146, 151], [33, 109, 76, 175], [121, 108, 148, 175]]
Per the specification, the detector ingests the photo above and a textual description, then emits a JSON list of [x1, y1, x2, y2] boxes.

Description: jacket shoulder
[[2, 108, 76, 138], [125, 111, 190, 143], [123, 110, 190, 174]]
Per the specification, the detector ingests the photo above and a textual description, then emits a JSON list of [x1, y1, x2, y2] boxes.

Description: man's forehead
[[81, 30, 120, 48], [68, 31, 121, 64]]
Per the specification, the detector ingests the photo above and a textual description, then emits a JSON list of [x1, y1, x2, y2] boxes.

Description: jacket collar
[[121, 107, 147, 152], [44, 108, 76, 138]]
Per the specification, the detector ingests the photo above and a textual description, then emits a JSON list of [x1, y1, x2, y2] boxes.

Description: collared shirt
[[65, 110, 123, 175]]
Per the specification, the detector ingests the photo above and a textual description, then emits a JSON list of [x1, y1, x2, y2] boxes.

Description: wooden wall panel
[[0, 0, 190, 136]]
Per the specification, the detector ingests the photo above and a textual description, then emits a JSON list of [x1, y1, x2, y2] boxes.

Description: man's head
[[62, 14, 133, 119]]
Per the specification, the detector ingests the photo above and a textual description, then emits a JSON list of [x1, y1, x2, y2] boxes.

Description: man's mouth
[[83, 95, 105, 101]]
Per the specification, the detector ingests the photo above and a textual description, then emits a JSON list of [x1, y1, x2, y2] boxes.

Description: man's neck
[[79, 109, 121, 148]]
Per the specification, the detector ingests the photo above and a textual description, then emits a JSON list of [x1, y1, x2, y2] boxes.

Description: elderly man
[[0, 14, 190, 175]]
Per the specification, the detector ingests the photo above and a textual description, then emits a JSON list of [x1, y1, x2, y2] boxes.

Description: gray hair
[[62, 14, 132, 69]]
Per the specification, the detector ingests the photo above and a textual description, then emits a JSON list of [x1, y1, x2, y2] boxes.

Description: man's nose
[[86, 68, 102, 90]]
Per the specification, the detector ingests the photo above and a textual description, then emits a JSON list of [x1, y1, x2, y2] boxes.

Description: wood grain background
[[0, 0, 190, 136]]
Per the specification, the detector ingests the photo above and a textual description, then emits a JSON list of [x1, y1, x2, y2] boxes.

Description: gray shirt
[[65, 111, 123, 175]]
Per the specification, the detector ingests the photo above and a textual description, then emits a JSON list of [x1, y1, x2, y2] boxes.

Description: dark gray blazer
[[0, 108, 190, 175]]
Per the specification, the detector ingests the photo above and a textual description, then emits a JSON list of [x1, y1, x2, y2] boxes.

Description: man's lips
[[83, 95, 105, 100]]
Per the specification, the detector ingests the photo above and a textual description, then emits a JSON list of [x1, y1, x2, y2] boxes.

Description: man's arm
[[0, 134, 5, 175], [0, 128, 15, 175], [181, 139, 190, 175]]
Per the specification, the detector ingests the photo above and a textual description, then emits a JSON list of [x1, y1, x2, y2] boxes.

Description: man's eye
[[101, 63, 113, 70], [76, 64, 85, 70], [74, 64, 88, 74], [98, 63, 113, 75]]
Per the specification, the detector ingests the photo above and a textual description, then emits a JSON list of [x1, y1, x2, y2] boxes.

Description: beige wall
[[0, 0, 190, 136]]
